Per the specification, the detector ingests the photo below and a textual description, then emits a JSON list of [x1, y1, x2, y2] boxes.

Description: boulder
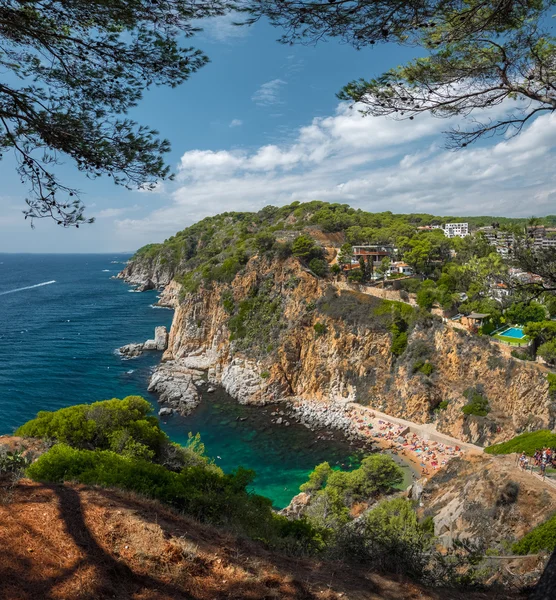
[[118, 343, 144, 358], [158, 407, 173, 416], [154, 326, 169, 351]]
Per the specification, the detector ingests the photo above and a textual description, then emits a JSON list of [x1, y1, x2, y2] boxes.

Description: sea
[[0, 254, 376, 508]]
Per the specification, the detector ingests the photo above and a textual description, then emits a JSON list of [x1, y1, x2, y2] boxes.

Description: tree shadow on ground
[[0, 481, 522, 600]]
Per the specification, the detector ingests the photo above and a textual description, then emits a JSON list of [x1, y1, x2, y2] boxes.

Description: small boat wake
[[0, 280, 56, 296]]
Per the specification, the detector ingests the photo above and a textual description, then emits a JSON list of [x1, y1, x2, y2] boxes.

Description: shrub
[[313, 322, 327, 336], [548, 373, 556, 399], [513, 513, 556, 554], [0, 448, 32, 475], [330, 263, 341, 275], [254, 231, 276, 253], [461, 388, 490, 417], [221, 290, 235, 314], [416, 286, 436, 311], [26, 443, 322, 553], [292, 235, 321, 261], [390, 327, 408, 356], [511, 349, 534, 361], [485, 430, 556, 456], [302, 455, 404, 529], [16, 396, 167, 459], [309, 258, 328, 277], [414, 361, 434, 376], [538, 340, 556, 365], [347, 268, 363, 282], [437, 400, 449, 411]]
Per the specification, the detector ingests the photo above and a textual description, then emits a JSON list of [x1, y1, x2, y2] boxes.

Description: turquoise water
[[500, 327, 526, 339], [0, 254, 377, 507]]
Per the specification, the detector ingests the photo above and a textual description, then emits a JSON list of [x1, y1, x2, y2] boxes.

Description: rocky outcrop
[[418, 453, 556, 551], [117, 257, 174, 290], [123, 252, 555, 446], [148, 360, 204, 416], [118, 326, 168, 358]]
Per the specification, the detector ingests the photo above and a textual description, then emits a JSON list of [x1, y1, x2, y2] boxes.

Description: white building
[[389, 261, 414, 276], [443, 223, 469, 238]]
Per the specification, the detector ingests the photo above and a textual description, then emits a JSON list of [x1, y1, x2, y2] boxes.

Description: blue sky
[[1, 15, 555, 253]]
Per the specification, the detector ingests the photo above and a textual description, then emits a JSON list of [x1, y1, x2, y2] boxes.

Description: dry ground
[[0, 479, 528, 600]]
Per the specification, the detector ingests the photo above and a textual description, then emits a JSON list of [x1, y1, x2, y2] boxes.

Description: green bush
[[437, 400, 449, 411], [485, 430, 556, 456], [513, 513, 556, 554], [26, 443, 323, 553], [548, 373, 556, 399], [413, 361, 434, 376], [16, 396, 166, 460], [302, 455, 404, 530], [461, 388, 490, 417], [292, 235, 322, 261], [0, 448, 32, 475], [313, 322, 327, 336], [390, 327, 408, 356], [309, 258, 328, 277]]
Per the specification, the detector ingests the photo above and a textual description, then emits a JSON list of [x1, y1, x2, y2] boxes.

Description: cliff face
[[122, 254, 555, 446], [118, 255, 175, 290]]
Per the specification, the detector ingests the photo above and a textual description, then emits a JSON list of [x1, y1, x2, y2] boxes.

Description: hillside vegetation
[[485, 431, 556, 457]]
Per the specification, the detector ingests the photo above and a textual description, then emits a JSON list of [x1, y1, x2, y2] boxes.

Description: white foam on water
[[0, 280, 56, 296]]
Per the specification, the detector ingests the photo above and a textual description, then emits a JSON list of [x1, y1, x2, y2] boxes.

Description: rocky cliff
[[120, 253, 555, 446]]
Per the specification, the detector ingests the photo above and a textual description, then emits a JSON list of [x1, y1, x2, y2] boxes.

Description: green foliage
[[337, 242, 354, 266], [485, 430, 556, 456], [505, 302, 547, 326], [511, 349, 535, 361], [292, 234, 322, 261], [513, 513, 556, 555], [0, 448, 32, 475], [16, 396, 167, 460], [347, 268, 364, 282], [221, 289, 235, 315], [302, 455, 404, 530], [461, 388, 490, 417], [538, 340, 556, 365], [0, 0, 232, 226], [309, 258, 328, 277], [25, 443, 320, 552], [330, 263, 341, 275], [548, 373, 556, 399], [359, 498, 433, 575], [437, 400, 449, 411], [313, 322, 327, 336], [300, 462, 333, 494], [390, 326, 408, 356], [254, 231, 276, 253], [413, 361, 434, 376], [227, 279, 283, 353]]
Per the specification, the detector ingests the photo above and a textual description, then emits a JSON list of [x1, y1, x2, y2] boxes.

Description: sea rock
[[158, 407, 173, 416], [148, 360, 201, 416], [154, 326, 169, 351], [118, 343, 144, 358], [118, 326, 169, 358]]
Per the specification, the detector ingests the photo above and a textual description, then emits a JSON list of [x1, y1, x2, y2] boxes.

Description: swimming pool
[[500, 326, 526, 339]]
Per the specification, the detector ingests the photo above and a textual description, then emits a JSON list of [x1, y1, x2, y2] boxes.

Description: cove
[[160, 388, 416, 509]]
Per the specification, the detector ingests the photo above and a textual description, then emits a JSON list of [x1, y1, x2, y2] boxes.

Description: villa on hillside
[[389, 261, 414, 276], [352, 245, 395, 267]]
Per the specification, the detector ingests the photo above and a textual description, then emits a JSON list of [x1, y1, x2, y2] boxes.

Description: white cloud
[[252, 79, 287, 107], [229, 119, 243, 128], [200, 13, 249, 43], [115, 102, 556, 247], [93, 205, 140, 219]]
